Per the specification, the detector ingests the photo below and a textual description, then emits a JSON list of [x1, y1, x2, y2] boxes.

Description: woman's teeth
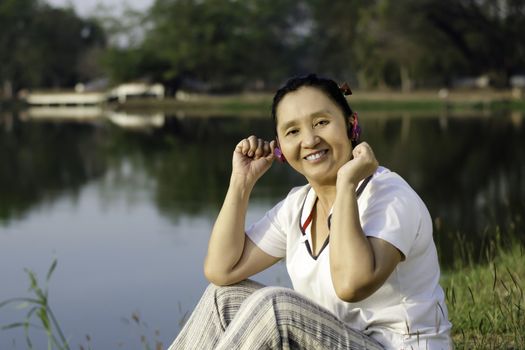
[[305, 150, 326, 161]]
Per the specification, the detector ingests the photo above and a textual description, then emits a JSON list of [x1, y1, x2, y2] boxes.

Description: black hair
[[271, 74, 358, 146]]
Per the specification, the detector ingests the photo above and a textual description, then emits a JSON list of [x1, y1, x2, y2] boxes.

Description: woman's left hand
[[336, 142, 378, 187]]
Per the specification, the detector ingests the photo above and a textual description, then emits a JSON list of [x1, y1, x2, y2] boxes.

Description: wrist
[[336, 177, 358, 192], [229, 174, 255, 195]]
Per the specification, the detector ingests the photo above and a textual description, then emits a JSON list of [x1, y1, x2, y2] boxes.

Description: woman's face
[[275, 86, 352, 186]]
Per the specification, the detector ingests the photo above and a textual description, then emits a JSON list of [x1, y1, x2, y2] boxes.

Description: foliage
[[132, 0, 311, 92], [305, 0, 364, 80], [0, 0, 105, 92], [97, 0, 525, 91], [442, 243, 525, 349], [0, 258, 71, 350], [420, 0, 525, 87], [2, 0, 525, 93]]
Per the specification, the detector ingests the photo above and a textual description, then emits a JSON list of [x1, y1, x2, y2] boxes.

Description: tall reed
[[0, 258, 70, 350]]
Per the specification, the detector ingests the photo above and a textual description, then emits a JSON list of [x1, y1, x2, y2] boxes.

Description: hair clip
[[339, 82, 352, 96]]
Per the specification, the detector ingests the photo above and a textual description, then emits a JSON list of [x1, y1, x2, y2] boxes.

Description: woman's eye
[[286, 129, 299, 136], [315, 120, 329, 127]]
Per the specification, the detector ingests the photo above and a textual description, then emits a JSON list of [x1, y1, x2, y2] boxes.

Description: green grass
[[322, 99, 524, 112], [442, 243, 525, 349], [486, 99, 525, 111], [114, 90, 525, 116], [351, 100, 445, 111]]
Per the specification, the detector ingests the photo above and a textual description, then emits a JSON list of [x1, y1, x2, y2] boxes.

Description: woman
[[168, 74, 452, 350]]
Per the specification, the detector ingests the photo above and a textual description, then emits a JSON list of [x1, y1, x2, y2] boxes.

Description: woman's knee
[[244, 286, 299, 311], [252, 286, 295, 298], [203, 279, 266, 309], [204, 279, 263, 295]]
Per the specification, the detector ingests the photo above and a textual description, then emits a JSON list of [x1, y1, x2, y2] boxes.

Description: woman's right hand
[[232, 135, 276, 187]]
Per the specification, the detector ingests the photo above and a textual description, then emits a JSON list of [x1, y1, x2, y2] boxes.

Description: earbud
[[274, 147, 287, 163], [349, 112, 361, 142]]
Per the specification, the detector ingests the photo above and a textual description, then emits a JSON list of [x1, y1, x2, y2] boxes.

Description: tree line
[[0, 0, 106, 96], [1, 0, 524, 96]]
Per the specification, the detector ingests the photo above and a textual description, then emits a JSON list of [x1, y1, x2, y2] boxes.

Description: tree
[[102, 0, 312, 92], [422, 0, 525, 86], [97, 0, 525, 91], [352, 0, 525, 89], [30, 6, 106, 87], [346, 0, 441, 90], [0, 0, 106, 94], [0, 0, 41, 93], [305, 0, 366, 82]]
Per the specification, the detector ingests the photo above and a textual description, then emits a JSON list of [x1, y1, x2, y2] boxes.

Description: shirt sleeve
[[360, 175, 421, 257], [246, 199, 288, 258]]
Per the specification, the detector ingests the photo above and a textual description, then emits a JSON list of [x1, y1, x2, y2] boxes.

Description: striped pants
[[167, 280, 384, 350]]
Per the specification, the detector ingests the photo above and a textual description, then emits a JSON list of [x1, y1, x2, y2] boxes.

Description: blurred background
[[1, 0, 525, 94], [1, 0, 524, 349]]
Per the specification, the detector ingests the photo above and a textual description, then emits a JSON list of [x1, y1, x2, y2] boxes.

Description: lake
[[0, 109, 523, 349]]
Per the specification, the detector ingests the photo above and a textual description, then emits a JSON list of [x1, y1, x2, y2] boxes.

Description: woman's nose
[[301, 130, 320, 148]]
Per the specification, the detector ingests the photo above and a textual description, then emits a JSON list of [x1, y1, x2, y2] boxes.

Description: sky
[[45, 0, 154, 17]]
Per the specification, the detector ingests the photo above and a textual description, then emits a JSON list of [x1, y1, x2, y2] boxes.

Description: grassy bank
[[115, 89, 525, 116], [442, 243, 525, 349]]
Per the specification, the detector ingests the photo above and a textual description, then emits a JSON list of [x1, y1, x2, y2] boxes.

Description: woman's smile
[[304, 149, 328, 162]]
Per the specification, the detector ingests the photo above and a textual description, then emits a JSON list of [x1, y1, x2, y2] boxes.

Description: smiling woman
[[167, 74, 453, 350], [274, 87, 355, 187]]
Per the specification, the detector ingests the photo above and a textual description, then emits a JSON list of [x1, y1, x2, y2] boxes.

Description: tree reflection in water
[[1, 110, 523, 268]]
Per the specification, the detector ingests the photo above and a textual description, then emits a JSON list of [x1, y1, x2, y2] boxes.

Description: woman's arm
[[204, 136, 280, 286], [329, 143, 402, 302]]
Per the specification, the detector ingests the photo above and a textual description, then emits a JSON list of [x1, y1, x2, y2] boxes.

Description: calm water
[[0, 110, 523, 349]]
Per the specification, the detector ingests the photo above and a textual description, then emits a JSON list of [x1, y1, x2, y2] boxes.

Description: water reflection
[[363, 112, 524, 265], [23, 106, 105, 121], [107, 111, 165, 131], [0, 116, 107, 224], [1, 110, 524, 252]]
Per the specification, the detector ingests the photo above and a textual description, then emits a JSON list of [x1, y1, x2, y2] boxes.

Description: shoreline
[[4, 89, 524, 120], [115, 89, 525, 115]]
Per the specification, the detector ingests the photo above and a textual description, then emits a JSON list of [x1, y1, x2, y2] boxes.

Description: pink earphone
[[274, 147, 286, 163], [350, 111, 361, 142]]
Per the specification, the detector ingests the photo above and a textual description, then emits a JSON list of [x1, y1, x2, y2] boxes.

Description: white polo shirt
[[246, 166, 452, 350]]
